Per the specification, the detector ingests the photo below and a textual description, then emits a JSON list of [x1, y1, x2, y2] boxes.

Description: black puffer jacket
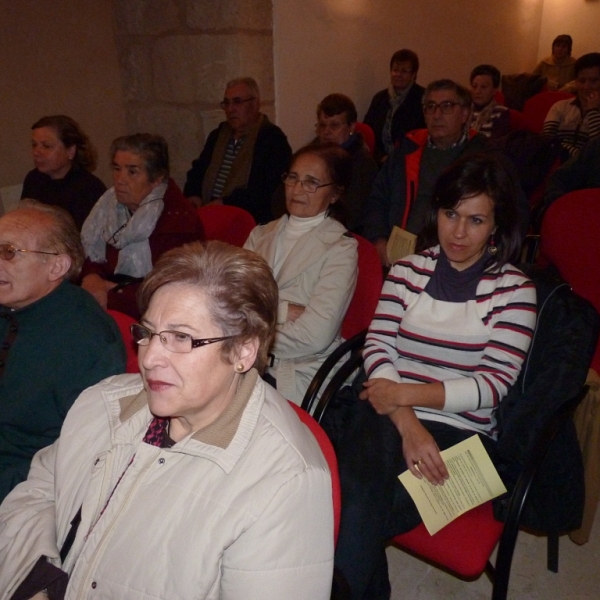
[[494, 265, 600, 532]]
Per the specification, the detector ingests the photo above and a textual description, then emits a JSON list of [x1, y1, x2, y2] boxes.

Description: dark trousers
[[323, 393, 497, 600]]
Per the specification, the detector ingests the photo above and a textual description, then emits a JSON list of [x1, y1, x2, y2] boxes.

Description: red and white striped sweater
[[364, 246, 537, 437]]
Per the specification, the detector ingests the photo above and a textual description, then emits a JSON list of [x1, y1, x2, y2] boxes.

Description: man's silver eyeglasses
[[282, 173, 334, 194], [219, 97, 255, 109], [130, 323, 233, 354], [0, 244, 59, 261], [422, 101, 462, 115]]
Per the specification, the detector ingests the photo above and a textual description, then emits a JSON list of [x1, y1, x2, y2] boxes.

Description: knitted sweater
[[363, 247, 537, 437]]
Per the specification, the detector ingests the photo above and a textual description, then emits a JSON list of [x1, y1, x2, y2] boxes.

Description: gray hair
[[110, 133, 169, 182], [226, 77, 261, 101], [16, 199, 85, 279], [424, 79, 472, 108]]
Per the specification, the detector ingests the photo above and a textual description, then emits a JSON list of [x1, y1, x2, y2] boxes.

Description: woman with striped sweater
[[333, 154, 537, 599]]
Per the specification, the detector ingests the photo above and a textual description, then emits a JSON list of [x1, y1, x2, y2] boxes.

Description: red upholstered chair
[[288, 401, 341, 545], [538, 189, 600, 372], [107, 309, 140, 374], [197, 204, 256, 247], [508, 109, 526, 132], [301, 234, 383, 413], [354, 122, 375, 156], [522, 91, 575, 133], [494, 90, 506, 106], [341, 234, 383, 340]]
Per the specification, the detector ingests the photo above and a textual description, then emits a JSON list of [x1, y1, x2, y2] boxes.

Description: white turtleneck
[[273, 212, 327, 277]]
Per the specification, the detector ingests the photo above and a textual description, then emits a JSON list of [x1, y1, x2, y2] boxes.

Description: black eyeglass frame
[[422, 100, 463, 115], [0, 244, 60, 261], [130, 323, 233, 353]]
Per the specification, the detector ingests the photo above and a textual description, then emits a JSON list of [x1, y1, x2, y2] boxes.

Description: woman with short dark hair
[[81, 133, 203, 318], [21, 115, 106, 230], [533, 34, 576, 91], [0, 241, 334, 599]]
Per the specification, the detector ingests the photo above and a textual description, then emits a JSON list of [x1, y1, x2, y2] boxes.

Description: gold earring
[[236, 363, 244, 373]]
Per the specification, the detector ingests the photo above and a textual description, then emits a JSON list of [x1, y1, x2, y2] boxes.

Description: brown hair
[[317, 93, 358, 124], [138, 241, 278, 371], [17, 199, 85, 279], [32, 115, 98, 171]]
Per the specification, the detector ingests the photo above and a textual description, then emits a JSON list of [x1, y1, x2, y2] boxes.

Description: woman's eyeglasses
[[130, 323, 233, 354], [282, 173, 334, 194], [0, 244, 59, 261]]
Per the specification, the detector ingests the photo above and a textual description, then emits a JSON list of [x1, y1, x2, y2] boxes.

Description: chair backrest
[[494, 90, 506, 106], [288, 401, 341, 545], [522, 91, 575, 133], [107, 309, 140, 373], [538, 189, 600, 371], [197, 205, 256, 247], [508, 109, 526, 132], [354, 122, 375, 156], [341, 234, 383, 340]]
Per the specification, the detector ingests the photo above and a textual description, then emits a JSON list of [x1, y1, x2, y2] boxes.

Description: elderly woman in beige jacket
[[244, 143, 358, 406], [0, 242, 333, 600]]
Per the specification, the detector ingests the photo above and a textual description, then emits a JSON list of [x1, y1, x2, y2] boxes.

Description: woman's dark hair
[[552, 34, 573, 56], [389, 49, 419, 74], [32, 115, 97, 171], [110, 133, 170, 182], [288, 142, 352, 225], [138, 241, 278, 372], [575, 52, 600, 78], [317, 93, 358, 124], [470, 64, 501, 88], [417, 153, 522, 269]]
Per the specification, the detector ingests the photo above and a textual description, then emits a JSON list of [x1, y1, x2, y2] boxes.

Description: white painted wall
[[538, 0, 600, 60], [273, 0, 544, 150]]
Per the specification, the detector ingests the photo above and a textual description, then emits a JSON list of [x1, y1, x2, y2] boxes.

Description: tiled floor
[[388, 506, 600, 599]]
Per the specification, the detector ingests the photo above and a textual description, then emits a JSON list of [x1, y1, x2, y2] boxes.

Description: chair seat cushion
[[392, 501, 503, 577]]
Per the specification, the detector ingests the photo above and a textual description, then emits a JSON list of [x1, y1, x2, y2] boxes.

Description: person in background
[[244, 143, 358, 406], [0, 241, 334, 599], [314, 93, 378, 232], [542, 52, 600, 159], [81, 133, 203, 319], [184, 77, 292, 224], [364, 49, 426, 164], [469, 64, 510, 139], [21, 115, 106, 230], [363, 79, 488, 267], [330, 154, 537, 599], [0, 200, 125, 503], [533, 34, 577, 91]]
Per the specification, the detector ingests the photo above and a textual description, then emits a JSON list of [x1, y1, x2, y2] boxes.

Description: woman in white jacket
[[0, 241, 334, 600], [245, 143, 358, 405]]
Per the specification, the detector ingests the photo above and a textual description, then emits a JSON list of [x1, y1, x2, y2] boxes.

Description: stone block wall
[[112, 0, 275, 188]]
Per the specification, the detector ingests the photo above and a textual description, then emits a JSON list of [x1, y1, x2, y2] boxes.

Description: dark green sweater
[[0, 281, 126, 502]]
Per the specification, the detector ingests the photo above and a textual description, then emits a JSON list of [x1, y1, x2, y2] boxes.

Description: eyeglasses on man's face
[[219, 97, 256, 109], [282, 173, 334, 194], [131, 323, 233, 354], [422, 100, 463, 115], [315, 120, 347, 133], [0, 244, 59, 261]]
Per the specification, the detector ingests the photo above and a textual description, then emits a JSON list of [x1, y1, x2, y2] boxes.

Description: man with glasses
[[364, 49, 426, 164], [363, 79, 488, 266], [184, 77, 291, 224], [0, 201, 125, 502]]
